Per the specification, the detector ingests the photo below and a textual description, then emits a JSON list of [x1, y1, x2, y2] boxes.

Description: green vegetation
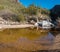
[[23, 4, 38, 15], [0, 0, 50, 22], [0, 0, 25, 22], [22, 4, 50, 15], [0, 0, 24, 13], [0, 5, 4, 10], [40, 9, 50, 15]]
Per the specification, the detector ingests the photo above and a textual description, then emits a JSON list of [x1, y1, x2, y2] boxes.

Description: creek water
[[0, 28, 59, 52]]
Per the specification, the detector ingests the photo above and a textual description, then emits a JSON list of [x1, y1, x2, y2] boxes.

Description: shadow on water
[[50, 28, 60, 36]]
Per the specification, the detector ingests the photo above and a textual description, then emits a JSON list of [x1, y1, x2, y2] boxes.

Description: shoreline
[[0, 24, 34, 29]]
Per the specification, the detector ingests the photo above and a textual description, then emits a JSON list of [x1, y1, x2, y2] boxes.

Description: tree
[[24, 4, 38, 15], [18, 14, 25, 22]]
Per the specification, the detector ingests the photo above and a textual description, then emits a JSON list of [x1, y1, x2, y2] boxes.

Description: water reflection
[[13, 32, 55, 51], [0, 28, 59, 51], [34, 32, 55, 46]]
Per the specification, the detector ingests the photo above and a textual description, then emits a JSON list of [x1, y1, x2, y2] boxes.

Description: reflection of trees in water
[[50, 28, 60, 36], [34, 50, 60, 52]]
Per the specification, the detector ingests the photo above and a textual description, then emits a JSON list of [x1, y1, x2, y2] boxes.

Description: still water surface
[[0, 28, 59, 51]]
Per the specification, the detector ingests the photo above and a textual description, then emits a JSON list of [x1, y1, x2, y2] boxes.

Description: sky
[[19, 0, 60, 9]]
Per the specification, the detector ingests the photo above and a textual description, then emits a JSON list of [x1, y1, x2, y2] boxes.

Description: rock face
[[50, 5, 60, 18], [51, 5, 60, 16], [50, 5, 60, 26]]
